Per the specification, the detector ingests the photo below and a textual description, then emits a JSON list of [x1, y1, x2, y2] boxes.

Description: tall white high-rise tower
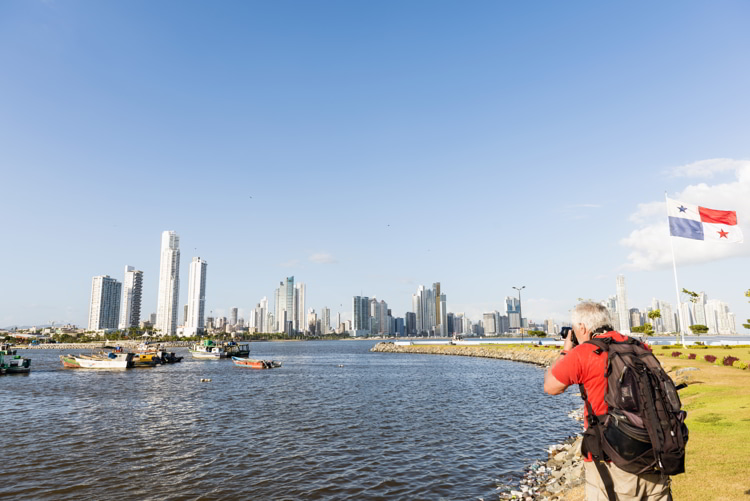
[[119, 265, 143, 329], [616, 274, 630, 333], [89, 275, 122, 331], [156, 231, 180, 336], [184, 257, 207, 337]]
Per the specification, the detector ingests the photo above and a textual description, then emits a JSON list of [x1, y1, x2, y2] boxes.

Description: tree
[[744, 289, 750, 331], [689, 324, 709, 335], [632, 323, 654, 335]]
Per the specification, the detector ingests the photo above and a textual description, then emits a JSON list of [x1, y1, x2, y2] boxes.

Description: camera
[[559, 326, 578, 346]]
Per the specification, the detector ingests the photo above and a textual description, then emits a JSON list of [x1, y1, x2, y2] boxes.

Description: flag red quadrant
[[698, 207, 737, 225]]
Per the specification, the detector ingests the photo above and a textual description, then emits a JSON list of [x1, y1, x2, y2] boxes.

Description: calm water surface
[[1, 341, 580, 500]]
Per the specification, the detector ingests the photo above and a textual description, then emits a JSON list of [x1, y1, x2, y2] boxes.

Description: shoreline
[[371, 342, 585, 500]]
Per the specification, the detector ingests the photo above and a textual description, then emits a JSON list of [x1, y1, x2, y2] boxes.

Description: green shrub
[[678, 354, 689, 359], [732, 360, 748, 370]]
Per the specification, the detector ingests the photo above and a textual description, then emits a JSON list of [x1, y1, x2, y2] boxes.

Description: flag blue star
[[678, 205, 687, 213]]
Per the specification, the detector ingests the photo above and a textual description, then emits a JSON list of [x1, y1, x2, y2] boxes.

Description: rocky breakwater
[[372, 342, 585, 501], [495, 435, 584, 501], [370, 342, 561, 367], [21, 340, 193, 350]]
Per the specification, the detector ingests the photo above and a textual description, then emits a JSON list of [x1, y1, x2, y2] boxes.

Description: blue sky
[[2, 1, 749, 329]]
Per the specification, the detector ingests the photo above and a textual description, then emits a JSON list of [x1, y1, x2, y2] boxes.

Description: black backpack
[[579, 336, 688, 499]]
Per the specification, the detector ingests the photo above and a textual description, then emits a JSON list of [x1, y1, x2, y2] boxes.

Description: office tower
[[405, 312, 416, 335], [119, 265, 143, 329], [506, 296, 521, 330], [447, 313, 454, 335], [321, 307, 330, 335], [433, 282, 441, 333], [149, 313, 157, 324], [412, 290, 422, 333], [307, 309, 317, 334], [230, 307, 238, 326], [370, 298, 381, 334], [88, 275, 122, 331], [615, 275, 630, 332], [497, 314, 510, 334], [440, 294, 447, 336], [336, 312, 341, 333], [184, 257, 207, 337], [483, 312, 497, 335], [295, 283, 306, 333], [691, 292, 707, 326], [253, 297, 268, 333], [156, 231, 180, 336], [353, 296, 370, 335], [630, 308, 642, 328], [274, 277, 296, 333]]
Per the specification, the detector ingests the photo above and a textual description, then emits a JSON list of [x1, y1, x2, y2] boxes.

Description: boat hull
[[231, 357, 281, 369], [60, 354, 133, 369]]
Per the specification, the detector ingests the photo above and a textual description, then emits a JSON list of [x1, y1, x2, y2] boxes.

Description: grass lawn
[[654, 346, 750, 501]]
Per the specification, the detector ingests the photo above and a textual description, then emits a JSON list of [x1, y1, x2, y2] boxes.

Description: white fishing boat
[[189, 340, 226, 360], [60, 352, 134, 369]]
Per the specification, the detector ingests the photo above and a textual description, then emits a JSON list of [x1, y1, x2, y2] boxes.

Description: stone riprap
[[371, 342, 561, 367], [371, 342, 586, 501], [19, 341, 192, 350]]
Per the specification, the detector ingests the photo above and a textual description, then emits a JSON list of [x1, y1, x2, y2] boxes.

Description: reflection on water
[[1, 341, 580, 500]]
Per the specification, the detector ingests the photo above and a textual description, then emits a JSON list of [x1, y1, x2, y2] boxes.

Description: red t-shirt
[[550, 331, 633, 426]]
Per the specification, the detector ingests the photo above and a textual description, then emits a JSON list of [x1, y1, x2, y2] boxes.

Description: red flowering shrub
[[688, 353, 697, 360], [704, 354, 717, 363], [723, 356, 740, 366], [671, 351, 682, 357]]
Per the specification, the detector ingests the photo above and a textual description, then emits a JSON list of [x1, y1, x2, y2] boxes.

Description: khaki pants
[[584, 461, 672, 501]]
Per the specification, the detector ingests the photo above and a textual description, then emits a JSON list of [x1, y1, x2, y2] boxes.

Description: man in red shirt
[[543, 302, 671, 501]]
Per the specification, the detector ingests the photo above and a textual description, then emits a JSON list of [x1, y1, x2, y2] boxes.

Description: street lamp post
[[512, 286, 526, 341]]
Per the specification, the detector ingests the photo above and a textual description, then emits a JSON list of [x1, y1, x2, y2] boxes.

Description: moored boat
[[223, 341, 251, 358], [0, 343, 17, 356], [131, 352, 162, 367], [189, 340, 226, 359], [60, 353, 134, 369], [231, 356, 281, 369], [0, 352, 31, 374]]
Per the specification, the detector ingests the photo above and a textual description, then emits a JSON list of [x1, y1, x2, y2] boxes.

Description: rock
[[676, 367, 700, 376]]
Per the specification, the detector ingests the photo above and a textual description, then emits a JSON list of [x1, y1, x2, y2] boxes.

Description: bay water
[[1, 340, 581, 500]]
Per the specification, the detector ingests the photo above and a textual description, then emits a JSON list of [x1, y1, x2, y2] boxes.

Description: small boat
[[135, 342, 183, 364], [0, 352, 31, 374], [60, 352, 134, 369], [231, 356, 281, 369], [190, 340, 226, 360], [0, 343, 17, 356], [131, 352, 162, 367], [223, 341, 251, 358]]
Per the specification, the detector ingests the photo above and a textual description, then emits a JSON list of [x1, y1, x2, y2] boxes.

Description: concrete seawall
[[371, 342, 561, 367]]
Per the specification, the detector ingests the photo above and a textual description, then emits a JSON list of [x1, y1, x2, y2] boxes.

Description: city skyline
[[2, 2, 750, 330]]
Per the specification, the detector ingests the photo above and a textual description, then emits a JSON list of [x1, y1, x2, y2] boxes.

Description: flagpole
[[666, 192, 687, 347]]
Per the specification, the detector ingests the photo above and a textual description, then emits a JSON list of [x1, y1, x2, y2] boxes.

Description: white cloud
[[621, 159, 750, 270], [309, 252, 337, 264], [667, 158, 749, 179]]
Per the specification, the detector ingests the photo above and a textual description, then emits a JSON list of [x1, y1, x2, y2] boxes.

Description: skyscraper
[[274, 277, 296, 333], [119, 265, 143, 330], [88, 275, 122, 331], [295, 282, 306, 334], [433, 282, 441, 333], [184, 257, 207, 337], [230, 307, 238, 326], [156, 231, 180, 336], [352, 296, 370, 336], [615, 274, 630, 333], [321, 306, 330, 335]]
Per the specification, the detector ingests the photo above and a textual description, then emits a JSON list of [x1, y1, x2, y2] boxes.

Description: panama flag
[[667, 198, 743, 243]]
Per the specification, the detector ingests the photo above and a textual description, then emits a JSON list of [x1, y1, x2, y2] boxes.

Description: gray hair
[[571, 302, 613, 333]]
